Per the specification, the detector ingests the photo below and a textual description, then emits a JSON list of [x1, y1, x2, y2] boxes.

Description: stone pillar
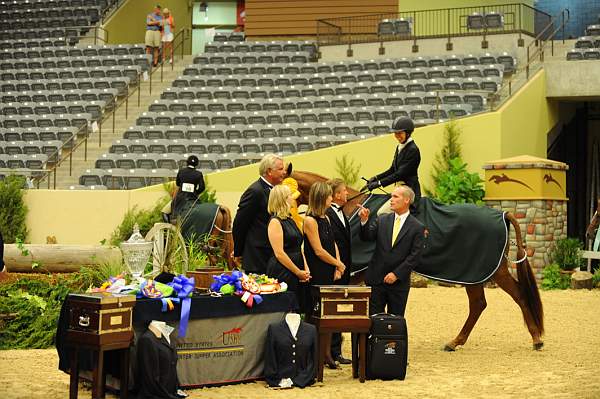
[[483, 155, 568, 281]]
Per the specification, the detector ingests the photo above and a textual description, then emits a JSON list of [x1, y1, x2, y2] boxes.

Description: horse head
[[291, 169, 367, 216]]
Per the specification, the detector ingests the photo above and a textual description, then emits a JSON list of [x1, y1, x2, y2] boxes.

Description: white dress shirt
[[330, 204, 346, 227]]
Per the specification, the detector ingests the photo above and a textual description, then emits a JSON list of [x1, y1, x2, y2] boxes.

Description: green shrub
[[0, 175, 28, 243], [592, 268, 600, 288], [541, 263, 571, 290], [549, 238, 584, 271], [0, 272, 96, 349], [433, 158, 485, 205], [425, 120, 463, 197], [109, 196, 170, 246], [335, 154, 361, 190]]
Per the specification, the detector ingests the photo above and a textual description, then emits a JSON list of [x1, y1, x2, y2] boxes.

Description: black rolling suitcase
[[366, 313, 408, 380]]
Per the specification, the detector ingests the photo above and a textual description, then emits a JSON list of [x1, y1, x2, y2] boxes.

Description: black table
[[57, 292, 298, 390]]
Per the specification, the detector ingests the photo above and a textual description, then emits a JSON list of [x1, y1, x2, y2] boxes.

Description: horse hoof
[[533, 342, 544, 351], [443, 344, 455, 352]]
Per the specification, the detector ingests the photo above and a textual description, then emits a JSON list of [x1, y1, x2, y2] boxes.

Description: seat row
[[1, 77, 130, 97], [173, 74, 502, 91], [0, 140, 62, 159], [0, 100, 106, 120], [80, 167, 177, 189], [0, 16, 92, 31], [160, 83, 492, 102], [0, 43, 145, 59], [150, 92, 480, 113], [0, 6, 101, 22], [0, 88, 118, 104], [1, 113, 92, 129], [0, 54, 151, 71], [133, 104, 478, 128], [203, 41, 317, 55], [1, 65, 141, 84], [0, 126, 78, 143], [0, 153, 49, 169], [193, 52, 516, 72], [0, 0, 111, 10], [193, 51, 313, 65], [0, 27, 84, 41], [0, 37, 71, 49], [182, 63, 504, 80]]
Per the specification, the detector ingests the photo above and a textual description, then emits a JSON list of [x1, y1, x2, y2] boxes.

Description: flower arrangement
[[210, 271, 287, 308]]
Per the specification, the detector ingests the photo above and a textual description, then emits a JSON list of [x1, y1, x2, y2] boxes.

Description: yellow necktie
[[392, 216, 401, 246]]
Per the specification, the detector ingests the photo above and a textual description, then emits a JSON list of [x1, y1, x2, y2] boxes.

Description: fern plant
[[0, 175, 28, 243], [335, 154, 361, 189], [433, 158, 485, 205], [425, 121, 463, 197], [549, 238, 583, 271]]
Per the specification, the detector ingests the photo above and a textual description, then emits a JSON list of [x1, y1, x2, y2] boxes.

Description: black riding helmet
[[186, 155, 199, 168], [391, 116, 415, 136]]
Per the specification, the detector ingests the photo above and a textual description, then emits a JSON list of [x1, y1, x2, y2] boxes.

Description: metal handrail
[[316, 3, 551, 47], [492, 8, 570, 109]]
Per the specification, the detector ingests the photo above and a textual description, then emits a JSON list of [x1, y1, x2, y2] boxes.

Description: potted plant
[[186, 234, 231, 290], [549, 238, 584, 274]]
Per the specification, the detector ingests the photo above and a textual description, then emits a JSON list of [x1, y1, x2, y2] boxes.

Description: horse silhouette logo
[[543, 173, 563, 191], [488, 173, 533, 191]]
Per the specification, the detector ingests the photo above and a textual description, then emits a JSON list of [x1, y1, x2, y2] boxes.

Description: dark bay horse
[[292, 170, 544, 351]]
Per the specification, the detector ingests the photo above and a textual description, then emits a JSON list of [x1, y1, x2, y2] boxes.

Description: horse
[[291, 170, 545, 351], [163, 196, 236, 270]]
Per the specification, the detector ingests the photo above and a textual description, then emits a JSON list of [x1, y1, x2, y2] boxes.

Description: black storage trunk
[[367, 313, 408, 380]]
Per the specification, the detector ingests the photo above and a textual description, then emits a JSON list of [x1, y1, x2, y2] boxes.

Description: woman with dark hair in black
[[171, 155, 205, 218]]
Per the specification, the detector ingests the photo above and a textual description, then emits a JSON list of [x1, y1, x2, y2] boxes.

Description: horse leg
[[444, 284, 486, 351], [493, 263, 544, 350]]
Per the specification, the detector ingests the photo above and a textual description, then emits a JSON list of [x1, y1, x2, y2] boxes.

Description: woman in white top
[[161, 8, 175, 64]]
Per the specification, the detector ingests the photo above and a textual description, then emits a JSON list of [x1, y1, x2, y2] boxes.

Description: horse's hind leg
[[493, 264, 544, 350], [444, 284, 486, 351]]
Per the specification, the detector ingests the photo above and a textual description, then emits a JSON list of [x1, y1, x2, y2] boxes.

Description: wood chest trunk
[[311, 285, 372, 323], [66, 293, 136, 346]]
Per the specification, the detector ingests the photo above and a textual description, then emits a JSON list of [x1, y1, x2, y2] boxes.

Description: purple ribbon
[[168, 275, 195, 337]]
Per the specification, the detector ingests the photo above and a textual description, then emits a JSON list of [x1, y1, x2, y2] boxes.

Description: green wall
[[191, 0, 238, 55], [104, 0, 193, 54]]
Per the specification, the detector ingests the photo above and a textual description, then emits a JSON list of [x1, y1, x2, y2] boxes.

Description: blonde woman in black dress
[[267, 185, 311, 308], [303, 181, 346, 368]]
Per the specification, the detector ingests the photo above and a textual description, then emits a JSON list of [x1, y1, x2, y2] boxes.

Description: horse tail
[[506, 212, 544, 336], [219, 205, 235, 270]]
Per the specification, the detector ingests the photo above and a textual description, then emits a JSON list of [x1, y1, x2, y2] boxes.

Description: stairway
[[42, 55, 194, 189]]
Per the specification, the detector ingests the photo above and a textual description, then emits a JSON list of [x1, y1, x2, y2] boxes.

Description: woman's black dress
[[304, 216, 337, 285], [266, 216, 304, 299]]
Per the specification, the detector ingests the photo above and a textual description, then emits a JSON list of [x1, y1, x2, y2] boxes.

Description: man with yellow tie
[[358, 185, 425, 316]]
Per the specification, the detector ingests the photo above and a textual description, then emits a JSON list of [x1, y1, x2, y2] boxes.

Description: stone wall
[[485, 199, 568, 281]]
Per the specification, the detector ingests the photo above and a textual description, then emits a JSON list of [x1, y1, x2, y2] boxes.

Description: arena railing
[[316, 3, 551, 50]]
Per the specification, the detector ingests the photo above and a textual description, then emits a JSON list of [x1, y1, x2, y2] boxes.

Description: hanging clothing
[[263, 319, 318, 388], [135, 329, 181, 399]]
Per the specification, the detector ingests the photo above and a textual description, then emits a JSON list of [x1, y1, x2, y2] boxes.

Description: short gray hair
[[259, 153, 283, 177], [396, 185, 415, 204]]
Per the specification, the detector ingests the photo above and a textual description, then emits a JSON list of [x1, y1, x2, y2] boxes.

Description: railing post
[[53, 168, 56, 189], [69, 147, 72, 176], [561, 11, 565, 44], [137, 75, 141, 107], [112, 107, 116, 133], [125, 95, 128, 119], [99, 120, 102, 147], [47, 173, 50, 189], [84, 135, 88, 161], [94, 26, 97, 45]]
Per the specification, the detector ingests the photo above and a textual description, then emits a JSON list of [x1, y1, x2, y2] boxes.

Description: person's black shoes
[[335, 355, 352, 365]]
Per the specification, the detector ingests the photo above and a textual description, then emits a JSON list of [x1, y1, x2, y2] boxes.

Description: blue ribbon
[[168, 275, 195, 337]]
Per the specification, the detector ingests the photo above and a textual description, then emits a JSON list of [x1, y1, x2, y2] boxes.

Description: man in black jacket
[[358, 185, 425, 316], [326, 178, 352, 364], [363, 117, 421, 211], [232, 154, 286, 274]]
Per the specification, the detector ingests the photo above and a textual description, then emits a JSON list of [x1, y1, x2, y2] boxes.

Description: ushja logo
[[218, 327, 243, 345]]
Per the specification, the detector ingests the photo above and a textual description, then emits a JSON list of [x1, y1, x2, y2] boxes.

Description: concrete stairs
[[41, 55, 194, 189]]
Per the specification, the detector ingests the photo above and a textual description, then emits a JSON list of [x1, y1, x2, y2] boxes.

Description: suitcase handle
[[371, 312, 397, 318]]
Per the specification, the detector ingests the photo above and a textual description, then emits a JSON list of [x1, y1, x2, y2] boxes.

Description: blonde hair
[[268, 185, 291, 219], [259, 153, 283, 177], [307, 181, 332, 218], [163, 7, 170, 14]]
